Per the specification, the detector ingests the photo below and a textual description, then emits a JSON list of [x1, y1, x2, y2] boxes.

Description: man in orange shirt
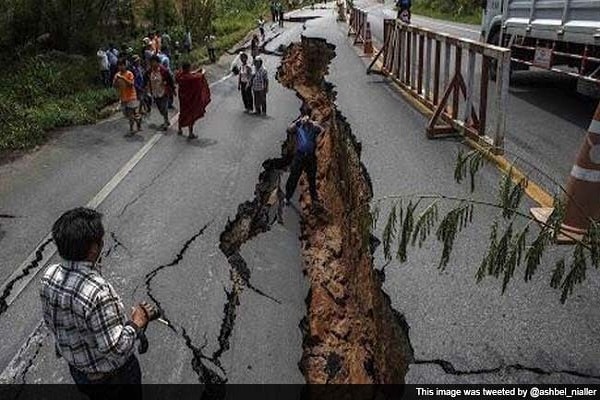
[[113, 59, 142, 135]]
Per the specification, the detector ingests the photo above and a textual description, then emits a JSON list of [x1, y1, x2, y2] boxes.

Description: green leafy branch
[[371, 150, 599, 304]]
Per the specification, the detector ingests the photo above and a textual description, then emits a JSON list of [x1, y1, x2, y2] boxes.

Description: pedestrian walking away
[[285, 106, 324, 208], [162, 31, 172, 57], [130, 55, 150, 116], [270, 1, 278, 23], [153, 31, 162, 54], [252, 56, 269, 116], [277, 2, 285, 27], [113, 59, 142, 135], [123, 46, 135, 66], [258, 16, 266, 41], [107, 44, 119, 82], [251, 34, 260, 59], [158, 51, 176, 110], [206, 34, 217, 63], [40, 208, 158, 399], [96, 48, 110, 88], [146, 55, 176, 131], [172, 41, 182, 70], [238, 53, 254, 113], [142, 37, 154, 66], [183, 30, 193, 53], [175, 62, 211, 140]]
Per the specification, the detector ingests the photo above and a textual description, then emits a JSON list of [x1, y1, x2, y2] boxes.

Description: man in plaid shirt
[[40, 208, 151, 394], [252, 56, 269, 116]]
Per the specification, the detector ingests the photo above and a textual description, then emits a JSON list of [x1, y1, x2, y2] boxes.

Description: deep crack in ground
[[145, 142, 290, 384], [277, 34, 413, 383], [0, 214, 22, 219], [142, 222, 228, 384], [228, 28, 283, 56], [0, 322, 48, 385], [273, 31, 600, 384], [214, 151, 291, 375], [18, 332, 45, 384], [102, 231, 132, 260], [0, 238, 54, 317], [413, 359, 600, 381]]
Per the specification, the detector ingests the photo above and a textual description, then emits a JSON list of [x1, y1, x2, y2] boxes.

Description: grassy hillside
[[411, 0, 483, 25], [0, 53, 117, 152]]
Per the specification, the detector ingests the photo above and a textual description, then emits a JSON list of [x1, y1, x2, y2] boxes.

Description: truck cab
[[481, 0, 504, 45]]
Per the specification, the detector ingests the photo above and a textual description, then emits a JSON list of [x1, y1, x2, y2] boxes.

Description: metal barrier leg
[[433, 40, 441, 105], [493, 51, 510, 154], [427, 75, 460, 137], [479, 57, 490, 138], [424, 37, 432, 101], [462, 49, 476, 128]]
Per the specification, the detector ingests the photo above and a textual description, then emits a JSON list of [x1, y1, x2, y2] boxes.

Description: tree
[[179, 0, 216, 44], [2, 0, 135, 53]]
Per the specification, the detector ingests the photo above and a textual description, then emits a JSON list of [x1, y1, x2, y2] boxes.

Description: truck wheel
[[576, 78, 600, 99]]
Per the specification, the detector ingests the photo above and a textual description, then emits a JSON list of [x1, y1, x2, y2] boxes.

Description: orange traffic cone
[[364, 22, 373, 55], [531, 103, 600, 243]]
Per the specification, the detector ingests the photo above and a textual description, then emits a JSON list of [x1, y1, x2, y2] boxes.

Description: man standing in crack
[[40, 208, 156, 397], [284, 105, 324, 210]]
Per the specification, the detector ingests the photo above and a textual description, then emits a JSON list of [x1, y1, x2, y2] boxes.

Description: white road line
[[0, 133, 162, 311], [88, 133, 163, 209], [0, 73, 233, 315]]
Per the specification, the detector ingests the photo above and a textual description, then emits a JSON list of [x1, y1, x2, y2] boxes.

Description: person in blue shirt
[[129, 55, 148, 116], [396, 0, 412, 23], [158, 52, 171, 72], [157, 52, 176, 109], [107, 44, 119, 81], [284, 105, 324, 208]]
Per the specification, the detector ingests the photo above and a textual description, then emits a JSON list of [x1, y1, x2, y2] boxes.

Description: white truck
[[481, 0, 600, 95]]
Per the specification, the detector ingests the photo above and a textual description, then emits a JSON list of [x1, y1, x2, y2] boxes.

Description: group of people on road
[[103, 29, 211, 139], [237, 53, 269, 116], [41, 15, 333, 393], [97, 44, 129, 88]]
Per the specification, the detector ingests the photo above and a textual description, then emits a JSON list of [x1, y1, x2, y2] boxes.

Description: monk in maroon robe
[[176, 62, 211, 139]]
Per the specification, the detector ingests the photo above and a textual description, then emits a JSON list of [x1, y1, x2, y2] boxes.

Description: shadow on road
[[510, 71, 597, 130], [186, 138, 218, 148], [124, 134, 145, 143]]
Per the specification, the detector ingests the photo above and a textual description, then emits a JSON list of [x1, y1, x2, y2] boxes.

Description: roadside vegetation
[[188, 5, 269, 65], [411, 0, 483, 25], [0, 0, 275, 153], [0, 53, 117, 152]]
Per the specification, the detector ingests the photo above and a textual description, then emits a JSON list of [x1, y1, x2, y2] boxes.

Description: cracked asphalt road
[[0, 20, 310, 383], [0, 2, 599, 384], [338, 1, 600, 383]]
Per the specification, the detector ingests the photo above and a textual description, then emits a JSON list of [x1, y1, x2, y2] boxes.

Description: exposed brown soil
[[277, 36, 413, 384]]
